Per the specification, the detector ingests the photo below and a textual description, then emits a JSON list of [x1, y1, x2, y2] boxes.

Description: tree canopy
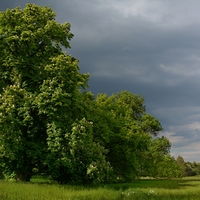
[[0, 4, 182, 183]]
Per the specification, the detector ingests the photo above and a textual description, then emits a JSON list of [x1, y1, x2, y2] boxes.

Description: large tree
[[0, 4, 89, 182]]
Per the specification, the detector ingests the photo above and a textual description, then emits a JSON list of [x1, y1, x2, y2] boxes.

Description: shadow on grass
[[30, 175, 200, 192], [101, 179, 181, 191], [101, 176, 200, 191]]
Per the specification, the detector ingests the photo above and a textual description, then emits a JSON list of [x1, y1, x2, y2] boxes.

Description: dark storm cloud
[[1, 0, 200, 161]]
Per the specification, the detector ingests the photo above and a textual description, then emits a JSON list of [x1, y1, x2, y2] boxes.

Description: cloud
[[171, 142, 200, 162], [162, 122, 200, 161]]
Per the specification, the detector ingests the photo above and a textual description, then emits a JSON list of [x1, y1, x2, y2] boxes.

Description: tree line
[[176, 156, 200, 176], [0, 4, 183, 184]]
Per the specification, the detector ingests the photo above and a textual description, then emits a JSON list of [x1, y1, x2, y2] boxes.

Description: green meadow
[[1, 176, 200, 200]]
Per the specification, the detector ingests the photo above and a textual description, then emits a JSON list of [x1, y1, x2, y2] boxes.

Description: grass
[[1, 176, 200, 199]]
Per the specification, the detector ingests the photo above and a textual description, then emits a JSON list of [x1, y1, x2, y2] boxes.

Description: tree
[[140, 137, 183, 178], [177, 158, 198, 176], [155, 155, 183, 178], [0, 4, 89, 182], [88, 91, 163, 181], [98, 91, 181, 180], [176, 155, 186, 176]]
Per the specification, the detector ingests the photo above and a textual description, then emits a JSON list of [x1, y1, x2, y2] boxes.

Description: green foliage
[[0, 4, 89, 182], [66, 118, 112, 183], [0, 3, 181, 184], [176, 156, 187, 176], [83, 91, 170, 181], [0, 4, 73, 93], [176, 156, 200, 176]]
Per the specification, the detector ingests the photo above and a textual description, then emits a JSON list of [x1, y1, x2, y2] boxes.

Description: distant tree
[[176, 155, 185, 165], [185, 163, 196, 176], [175, 156, 200, 176], [192, 162, 200, 175], [176, 155, 186, 176]]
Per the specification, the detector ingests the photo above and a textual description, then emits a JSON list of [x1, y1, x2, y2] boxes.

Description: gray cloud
[[1, 0, 200, 162]]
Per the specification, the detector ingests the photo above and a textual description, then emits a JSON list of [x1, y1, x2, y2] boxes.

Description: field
[[1, 176, 200, 199]]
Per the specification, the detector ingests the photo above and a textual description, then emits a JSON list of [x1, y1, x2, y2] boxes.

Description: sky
[[1, 0, 200, 162]]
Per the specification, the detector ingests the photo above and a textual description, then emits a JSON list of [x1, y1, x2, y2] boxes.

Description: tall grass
[[1, 176, 200, 199], [0, 181, 119, 200]]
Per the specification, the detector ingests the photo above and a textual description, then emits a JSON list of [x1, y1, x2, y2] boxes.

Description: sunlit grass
[[0, 181, 120, 200], [1, 176, 200, 199]]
